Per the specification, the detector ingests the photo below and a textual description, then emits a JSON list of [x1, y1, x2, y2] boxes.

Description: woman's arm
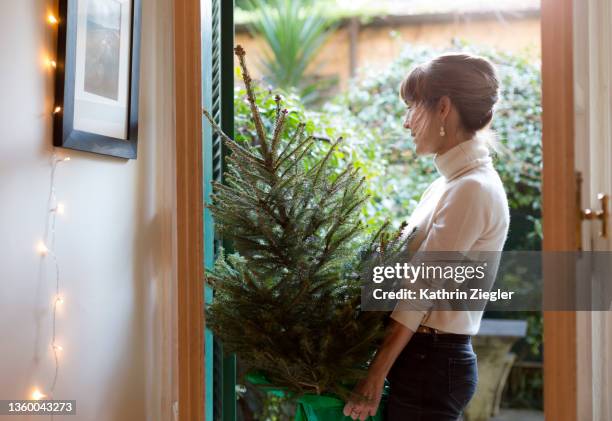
[[343, 320, 415, 420]]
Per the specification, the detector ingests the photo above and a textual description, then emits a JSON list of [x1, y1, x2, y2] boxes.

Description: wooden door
[[574, 1, 612, 420], [542, 0, 612, 419]]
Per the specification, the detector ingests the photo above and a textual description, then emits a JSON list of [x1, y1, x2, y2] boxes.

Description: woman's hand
[[342, 373, 385, 420], [343, 320, 415, 420]]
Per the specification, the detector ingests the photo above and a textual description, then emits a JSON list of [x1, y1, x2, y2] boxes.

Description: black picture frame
[[53, 0, 142, 159]]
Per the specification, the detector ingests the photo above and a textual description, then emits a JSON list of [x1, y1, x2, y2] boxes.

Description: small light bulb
[[56, 295, 64, 305], [37, 241, 49, 256], [53, 106, 62, 114], [56, 203, 65, 215], [48, 14, 58, 25], [31, 389, 46, 400], [63, 157, 71, 162], [53, 344, 63, 352], [47, 59, 57, 69]]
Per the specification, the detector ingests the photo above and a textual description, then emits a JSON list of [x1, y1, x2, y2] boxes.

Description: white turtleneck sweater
[[390, 138, 510, 335]]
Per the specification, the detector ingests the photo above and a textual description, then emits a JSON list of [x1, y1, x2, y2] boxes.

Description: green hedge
[[327, 42, 542, 249], [235, 42, 542, 249]]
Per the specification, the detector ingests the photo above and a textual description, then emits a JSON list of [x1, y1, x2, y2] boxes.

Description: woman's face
[[403, 102, 445, 156]]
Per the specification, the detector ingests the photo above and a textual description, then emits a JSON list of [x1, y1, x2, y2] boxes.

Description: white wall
[[0, 1, 177, 420]]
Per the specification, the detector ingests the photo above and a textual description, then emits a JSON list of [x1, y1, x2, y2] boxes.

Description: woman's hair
[[399, 53, 500, 135]]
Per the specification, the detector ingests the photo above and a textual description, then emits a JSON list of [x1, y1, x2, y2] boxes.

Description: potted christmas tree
[[203, 45, 409, 420]]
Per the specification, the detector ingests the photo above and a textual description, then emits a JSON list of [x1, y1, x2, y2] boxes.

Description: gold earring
[[440, 126, 446, 137]]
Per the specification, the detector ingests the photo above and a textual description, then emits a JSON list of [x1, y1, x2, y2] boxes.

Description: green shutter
[[202, 0, 235, 420]]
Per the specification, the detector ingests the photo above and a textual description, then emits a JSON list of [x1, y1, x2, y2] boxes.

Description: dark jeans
[[386, 332, 478, 421]]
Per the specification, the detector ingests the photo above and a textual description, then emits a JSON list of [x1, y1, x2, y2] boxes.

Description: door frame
[[175, 0, 205, 419], [541, 0, 579, 420], [172, 0, 583, 418]]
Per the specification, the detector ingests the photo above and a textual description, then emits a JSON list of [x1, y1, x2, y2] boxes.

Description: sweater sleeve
[[390, 179, 489, 331]]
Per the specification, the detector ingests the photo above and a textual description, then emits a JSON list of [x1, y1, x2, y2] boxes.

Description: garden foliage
[[244, 0, 338, 105], [237, 42, 543, 250]]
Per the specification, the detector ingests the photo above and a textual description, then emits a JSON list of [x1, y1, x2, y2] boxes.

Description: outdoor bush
[[236, 42, 543, 249]]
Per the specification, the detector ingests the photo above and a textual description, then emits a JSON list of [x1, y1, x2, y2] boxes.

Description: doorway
[[172, 0, 612, 419]]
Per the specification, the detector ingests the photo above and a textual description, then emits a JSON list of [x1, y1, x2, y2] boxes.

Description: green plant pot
[[247, 373, 387, 421], [295, 393, 385, 421]]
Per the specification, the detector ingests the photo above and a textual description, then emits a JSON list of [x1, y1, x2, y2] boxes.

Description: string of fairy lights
[[30, 10, 69, 402]]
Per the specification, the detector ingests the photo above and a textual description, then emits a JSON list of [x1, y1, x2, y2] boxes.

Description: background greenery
[[243, 0, 339, 104], [236, 41, 542, 249], [234, 41, 544, 416]]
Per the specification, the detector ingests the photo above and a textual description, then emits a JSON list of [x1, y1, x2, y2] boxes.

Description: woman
[[343, 53, 510, 420]]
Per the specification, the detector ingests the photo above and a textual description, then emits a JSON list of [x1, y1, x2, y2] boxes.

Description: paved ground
[[490, 409, 545, 421]]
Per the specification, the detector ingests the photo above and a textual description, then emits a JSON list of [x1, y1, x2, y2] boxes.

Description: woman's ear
[[438, 96, 452, 120]]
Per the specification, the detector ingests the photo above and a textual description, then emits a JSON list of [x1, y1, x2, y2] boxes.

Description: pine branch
[[234, 45, 271, 162], [278, 137, 317, 180], [203, 108, 268, 171], [311, 136, 343, 189], [271, 95, 286, 157], [275, 126, 311, 171], [274, 122, 306, 172]]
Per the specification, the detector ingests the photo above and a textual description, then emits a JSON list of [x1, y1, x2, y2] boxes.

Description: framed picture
[[53, 0, 142, 159]]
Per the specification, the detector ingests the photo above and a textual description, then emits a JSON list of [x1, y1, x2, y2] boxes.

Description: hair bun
[[479, 109, 494, 126]]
